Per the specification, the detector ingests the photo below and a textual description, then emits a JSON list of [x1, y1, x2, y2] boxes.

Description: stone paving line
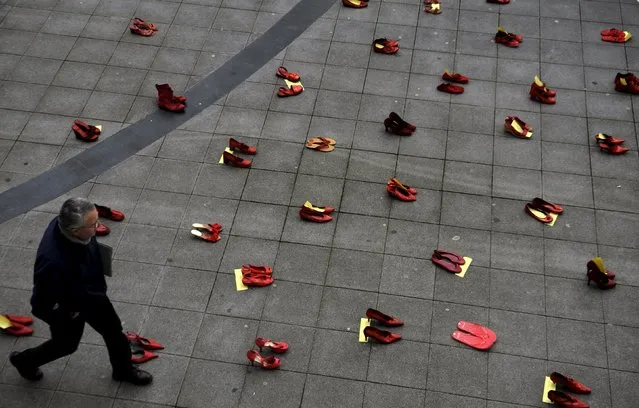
[[1, 0, 639, 407]]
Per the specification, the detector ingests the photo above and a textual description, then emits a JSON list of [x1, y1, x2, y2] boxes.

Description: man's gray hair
[[59, 198, 95, 231]]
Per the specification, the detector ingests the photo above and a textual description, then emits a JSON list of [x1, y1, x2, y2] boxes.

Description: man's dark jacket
[[31, 217, 107, 322]]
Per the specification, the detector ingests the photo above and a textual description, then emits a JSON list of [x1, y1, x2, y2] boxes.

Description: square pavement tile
[[492, 166, 541, 200], [547, 317, 607, 367], [58, 344, 119, 397], [542, 172, 594, 208], [542, 142, 591, 175], [130, 190, 189, 228], [49, 392, 113, 408], [218, 235, 278, 273], [384, 218, 439, 259], [256, 321, 316, 372], [0, 385, 50, 408], [606, 324, 639, 372], [488, 309, 547, 359], [379, 254, 435, 299], [544, 206, 597, 244], [340, 180, 391, 218], [106, 260, 160, 304], [206, 272, 268, 319], [346, 149, 396, 183], [239, 369, 306, 408], [434, 265, 490, 307], [260, 111, 311, 144], [445, 131, 493, 164], [298, 147, 349, 179], [193, 314, 258, 363], [488, 353, 546, 406], [141, 307, 203, 356], [250, 140, 303, 173], [82, 91, 135, 122], [333, 213, 387, 253], [194, 163, 248, 200], [176, 359, 244, 408], [152, 266, 215, 312], [242, 169, 295, 205], [440, 192, 492, 231], [146, 158, 201, 194], [19, 113, 77, 146], [364, 383, 425, 408], [611, 370, 639, 408], [0, 82, 48, 111], [368, 339, 429, 388], [395, 156, 444, 191], [318, 287, 377, 332], [390, 187, 441, 224], [546, 276, 604, 322], [301, 374, 365, 408], [231, 201, 287, 240], [376, 294, 431, 343], [430, 302, 489, 348], [427, 343, 487, 398], [158, 130, 212, 163], [0, 109, 30, 140], [1, 142, 60, 175], [423, 391, 486, 408], [325, 248, 383, 292], [443, 161, 492, 196], [308, 329, 369, 381], [280, 207, 337, 247], [544, 238, 597, 279], [438, 226, 491, 267], [352, 121, 400, 154], [541, 113, 588, 145], [603, 285, 639, 327], [167, 229, 227, 272], [490, 231, 544, 274], [398, 128, 447, 160], [274, 242, 330, 285], [262, 280, 323, 326], [493, 136, 541, 170], [35, 87, 92, 117], [115, 223, 176, 264], [490, 269, 545, 314]]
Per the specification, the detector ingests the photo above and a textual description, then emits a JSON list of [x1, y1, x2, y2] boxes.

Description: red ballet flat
[[126, 331, 165, 350], [437, 83, 464, 94], [1, 322, 33, 337], [433, 249, 465, 265], [299, 208, 333, 223], [95, 204, 125, 221], [4, 315, 33, 325], [442, 70, 469, 84], [95, 223, 110, 236], [431, 252, 462, 273], [229, 138, 256, 155], [242, 274, 274, 287], [255, 337, 288, 353], [388, 112, 416, 131], [241, 265, 272, 275]]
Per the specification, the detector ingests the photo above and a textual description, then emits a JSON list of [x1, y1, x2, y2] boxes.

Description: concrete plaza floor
[[0, 0, 639, 407]]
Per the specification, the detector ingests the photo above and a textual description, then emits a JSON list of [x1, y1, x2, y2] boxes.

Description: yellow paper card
[[542, 376, 556, 403], [359, 318, 371, 342], [624, 31, 632, 41], [218, 147, 234, 164], [534, 75, 543, 87], [593, 257, 607, 273], [284, 79, 303, 90], [0, 315, 11, 329], [234, 269, 248, 291], [620, 78, 628, 86], [95, 125, 102, 132], [510, 120, 532, 138], [456, 257, 473, 278], [304, 201, 325, 212], [547, 212, 558, 227]]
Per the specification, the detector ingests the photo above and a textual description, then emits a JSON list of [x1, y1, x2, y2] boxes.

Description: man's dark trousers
[[14, 295, 132, 374]]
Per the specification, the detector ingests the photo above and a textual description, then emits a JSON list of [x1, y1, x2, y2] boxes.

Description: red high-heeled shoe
[[586, 269, 616, 290], [598, 143, 629, 155], [586, 258, 615, 279], [247, 350, 280, 369], [126, 331, 165, 350], [529, 83, 556, 104], [595, 133, 624, 145], [388, 112, 416, 131], [365, 308, 404, 327], [241, 265, 272, 275], [255, 337, 288, 353], [388, 178, 417, 195], [363, 326, 401, 344], [95, 204, 125, 221], [550, 372, 591, 394], [131, 349, 158, 364], [387, 184, 417, 201], [229, 138, 257, 155], [531, 197, 563, 215], [384, 118, 414, 136], [547, 390, 589, 408], [223, 151, 252, 168]]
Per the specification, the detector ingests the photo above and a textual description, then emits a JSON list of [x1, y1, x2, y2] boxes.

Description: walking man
[[9, 198, 152, 385]]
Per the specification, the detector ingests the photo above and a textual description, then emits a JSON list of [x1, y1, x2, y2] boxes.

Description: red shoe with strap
[[127, 331, 165, 350], [529, 82, 556, 104], [276, 66, 300, 82], [131, 349, 158, 364], [255, 337, 288, 353], [366, 308, 404, 327], [247, 350, 280, 369]]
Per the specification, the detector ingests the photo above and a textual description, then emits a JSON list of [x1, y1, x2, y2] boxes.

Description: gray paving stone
[[606, 324, 639, 372], [1, 141, 59, 175], [0, 28, 36, 54], [206, 271, 267, 319], [218, 236, 278, 274], [52, 61, 104, 89], [494, 135, 541, 170], [239, 369, 306, 408], [591, 148, 639, 181], [241, 169, 295, 206], [379, 254, 435, 299], [107, 260, 160, 304], [376, 294, 431, 343], [487, 353, 546, 406], [273, 242, 329, 285], [445, 131, 493, 164], [41, 11, 89, 36], [542, 172, 594, 208], [231, 201, 287, 240], [115, 223, 176, 264], [367, 339, 428, 388], [301, 374, 365, 408], [363, 69, 409, 98], [547, 317, 607, 367], [544, 205, 597, 244], [281, 207, 337, 247], [333, 213, 387, 253], [139, 306, 203, 356], [313, 89, 361, 120], [249, 140, 303, 173], [260, 111, 310, 143], [341, 180, 391, 218], [489, 309, 547, 359], [19, 113, 75, 146], [146, 158, 200, 194], [358, 94, 405, 123], [412, 50, 455, 76], [492, 166, 541, 200], [325, 248, 383, 291], [443, 161, 492, 196], [598, 245, 639, 286], [262, 280, 323, 326], [369, 49, 413, 74], [611, 370, 639, 408], [25, 33, 76, 60], [152, 266, 214, 312], [544, 238, 597, 279], [96, 155, 155, 188], [541, 17, 581, 41], [326, 41, 370, 68], [117, 354, 188, 405], [603, 285, 639, 327], [546, 275, 604, 322], [308, 328, 368, 380], [48, 392, 113, 408], [68, 38, 118, 64], [427, 343, 487, 398], [490, 269, 545, 314], [0, 385, 52, 408], [404, 99, 449, 130], [353, 121, 399, 154], [82, 16, 129, 41], [434, 264, 489, 307], [415, 27, 457, 53], [345, 149, 395, 183], [424, 391, 486, 408], [194, 163, 248, 200], [491, 232, 544, 274], [365, 383, 424, 408], [193, 314, 257, 363], [0, 54, 20, 80], [390, 186, 441, 224], [58, 344, 119, 397], [541, 113, 588, 144], [96, 66, 147, 95], [318, 286, 377, 332], [441, 192, 492, 231]]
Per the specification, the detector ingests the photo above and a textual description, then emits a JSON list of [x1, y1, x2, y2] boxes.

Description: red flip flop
[[452, 330, 494, 350], [431, 253, 462, 273], [95, 204, 125, 221], [276, 66, 300, 82], [1, 322, 33, 337], [433, 249, 465, 265], [4, 315, 33, 325], [277, 85, 303, 97], [530, 197, 563, 215], [457, 321, 496, 343], [127, 331, 164, 350], [131, 349, 158, 364]]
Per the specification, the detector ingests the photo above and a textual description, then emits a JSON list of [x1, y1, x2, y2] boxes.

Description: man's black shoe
[[9, 352, 43, 381], [112, 368, 153, 385]]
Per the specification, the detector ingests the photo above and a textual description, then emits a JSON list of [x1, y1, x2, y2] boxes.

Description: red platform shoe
[[222, 151, 252, 168], [156, 83, 186, 112], [550, 372, 591, 394], [247, 350, 280, 369], [95, 204, 125, 221], [366, 308, 403, 327], [547, 391, 589, 408], [363, 326, 401, 344], [255, 337, 288, 353], [229, 138, 256, 155]]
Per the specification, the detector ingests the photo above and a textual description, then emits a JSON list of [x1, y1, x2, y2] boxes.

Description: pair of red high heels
[[363, 308, 403, 344], [127, 331, 164, 364], [72, 120, 101, 142], [547, 372, 591, 407], [241, 264, 274, 287], [586, 258, 616, 290], [0, 314, 33, 337], [384, 112, 416, 136], [431, 249, 465, 273], [222, 138, 256, 168], [595, 133, 629, 155], [524, 197, 563, 224], [437, 70, 468, 94], [530, 76, 557, 104], [387, 178, 417, 201], [247, 337, 289, 369], [130, 17, 157, 37], [299, 201, 335, 223], [190, 222, 223, 242]]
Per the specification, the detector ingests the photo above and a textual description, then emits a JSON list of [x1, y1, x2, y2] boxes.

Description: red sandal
[[277, 85, 303, 97], [247, 350, 280, 369], [133, 17, 158, 31], [130, 24, 154, 37], [126, 331, 165, 350], [276, 66, 300, 82]]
